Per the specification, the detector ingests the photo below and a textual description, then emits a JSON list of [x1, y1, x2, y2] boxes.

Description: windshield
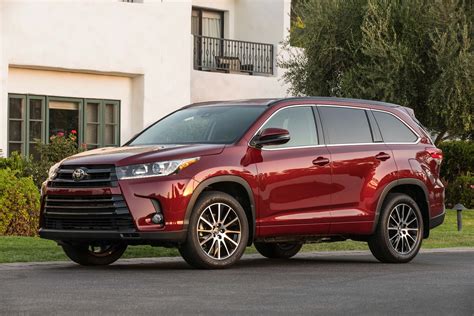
[[129, 106, 266, 145]]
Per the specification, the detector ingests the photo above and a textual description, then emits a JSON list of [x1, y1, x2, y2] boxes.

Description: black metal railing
[[193, 35, 274, 76]]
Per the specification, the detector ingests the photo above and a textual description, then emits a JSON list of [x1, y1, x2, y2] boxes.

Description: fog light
[[151, 213, 164, 225]]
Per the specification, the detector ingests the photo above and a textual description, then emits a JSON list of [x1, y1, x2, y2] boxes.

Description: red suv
[[39, 97, 445, 268]]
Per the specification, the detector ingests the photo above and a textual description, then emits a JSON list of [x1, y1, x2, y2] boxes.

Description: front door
[[255, 106, 333, 237]]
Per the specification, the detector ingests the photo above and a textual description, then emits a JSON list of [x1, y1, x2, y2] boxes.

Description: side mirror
[[251, 128, 290, 148]]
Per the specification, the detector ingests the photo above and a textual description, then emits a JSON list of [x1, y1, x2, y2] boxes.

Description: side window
[[319, 107, 373, 144], [260, 106, 318, 149], [373, 111, 418, 143]]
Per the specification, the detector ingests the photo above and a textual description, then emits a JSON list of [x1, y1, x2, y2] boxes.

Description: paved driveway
[[0, 249, 473, 315]]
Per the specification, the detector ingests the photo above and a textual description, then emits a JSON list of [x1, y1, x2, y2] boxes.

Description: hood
[[61, 144, 226, 166]]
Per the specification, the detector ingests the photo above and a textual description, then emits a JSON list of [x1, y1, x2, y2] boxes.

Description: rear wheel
[[368, 193, 423, 263], [179, 191, 249, 269], [62, 242, 127, 266], [254, 242, 303, 259]]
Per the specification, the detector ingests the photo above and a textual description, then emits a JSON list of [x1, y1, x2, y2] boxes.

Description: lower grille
[[43, 195, 135, 231]]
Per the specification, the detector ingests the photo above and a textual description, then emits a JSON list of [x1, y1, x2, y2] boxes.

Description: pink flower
[[71, 130, 77, 135], [57, 132, 64, 137]]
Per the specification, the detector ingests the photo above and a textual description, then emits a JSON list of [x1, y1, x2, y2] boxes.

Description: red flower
[[71, 130, 77, 135], [57, 132, 65, 137]]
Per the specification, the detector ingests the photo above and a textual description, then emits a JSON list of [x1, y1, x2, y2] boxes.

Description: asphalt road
[[0, 249, 473, 315]]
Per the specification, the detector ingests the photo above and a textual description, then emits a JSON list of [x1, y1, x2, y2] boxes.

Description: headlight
[[48, 162, 61, 180], [116, 157, 200, 180]]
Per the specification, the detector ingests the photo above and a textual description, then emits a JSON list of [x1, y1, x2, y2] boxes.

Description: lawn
[[0, 210, 472, 263]]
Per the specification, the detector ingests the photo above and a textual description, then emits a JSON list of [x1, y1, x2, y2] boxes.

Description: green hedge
[[0, 169, 40, 236], [444, 173, 474, 209], [438, 141, 474, 183], [439, 141, 474, 208]]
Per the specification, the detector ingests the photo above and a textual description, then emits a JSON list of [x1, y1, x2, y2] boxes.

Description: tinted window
[[260, 106, 318, 148], [373, 111, 418, 143], [130, 106, 265, 145], [319, 107, 373, 144]]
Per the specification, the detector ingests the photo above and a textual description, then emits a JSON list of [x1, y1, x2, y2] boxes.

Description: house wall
[[0, 0, 291, 152], [234, 0, 291, 46], [191, 69, 288, 102], [0, 1, 7, 156], [0, 0, 193, 150]]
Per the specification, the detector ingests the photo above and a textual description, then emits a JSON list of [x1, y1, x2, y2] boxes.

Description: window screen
[[260, 106, 318, 149], [373, 111, 418, 143], [319, 107, 373, 144]]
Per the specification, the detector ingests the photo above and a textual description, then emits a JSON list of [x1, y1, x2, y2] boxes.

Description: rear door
[[317, 105, 398, 235]]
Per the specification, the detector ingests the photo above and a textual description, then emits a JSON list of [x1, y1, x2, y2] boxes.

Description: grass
[[0, 210, 472, 263]]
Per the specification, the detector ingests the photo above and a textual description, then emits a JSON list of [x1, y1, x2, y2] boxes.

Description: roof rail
[[267, 97, 402, 108]]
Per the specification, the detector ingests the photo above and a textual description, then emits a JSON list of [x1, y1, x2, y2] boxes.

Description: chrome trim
[[261, 145, 326, 151], [248, 103, 422, 150]]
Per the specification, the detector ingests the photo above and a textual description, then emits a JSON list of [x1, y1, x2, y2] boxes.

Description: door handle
[[375, 152, 391, 161], [312, 157, 330, 166]]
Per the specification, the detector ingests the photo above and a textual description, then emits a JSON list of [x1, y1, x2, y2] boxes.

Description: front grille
[[43, 195, 135, 231], [49, 165, 118, 188]]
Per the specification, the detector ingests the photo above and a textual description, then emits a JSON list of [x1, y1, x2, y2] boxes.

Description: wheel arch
[[373, 179, 431, 238], [184, 175, 256, 245]]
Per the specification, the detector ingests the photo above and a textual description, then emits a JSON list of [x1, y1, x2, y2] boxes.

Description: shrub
[[0, 169, 40, 236], [438, 141, 474, 209], [444, 173, 474, 209], [438, 141, 474, 183], [26, 131, 84, 188], [0, 151, 28, 175]]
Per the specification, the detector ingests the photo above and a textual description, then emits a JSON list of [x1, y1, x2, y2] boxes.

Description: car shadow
[[55, 255, 379, 272]]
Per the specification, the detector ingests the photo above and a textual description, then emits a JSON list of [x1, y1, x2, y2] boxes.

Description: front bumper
[[39, 173, 199, 244], [39, 228, 187, 243]]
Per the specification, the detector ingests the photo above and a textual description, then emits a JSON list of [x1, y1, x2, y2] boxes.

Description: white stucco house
[[0, 0, 291, 157]]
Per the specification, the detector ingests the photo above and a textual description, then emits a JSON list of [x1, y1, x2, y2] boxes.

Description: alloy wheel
[[196, 202, 242, 260], [387, 203, 420, 255]]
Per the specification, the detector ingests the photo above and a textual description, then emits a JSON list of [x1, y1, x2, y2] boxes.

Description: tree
[[280, 0, 473, 144]]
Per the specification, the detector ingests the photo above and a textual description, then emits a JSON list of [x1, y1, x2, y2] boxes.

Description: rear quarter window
[[372, 111, 419, 143]]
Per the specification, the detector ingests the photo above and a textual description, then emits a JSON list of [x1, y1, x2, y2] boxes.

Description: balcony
[[193, 35, 274, 76]]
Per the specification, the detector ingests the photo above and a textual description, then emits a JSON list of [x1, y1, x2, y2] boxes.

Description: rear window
[[319, 107, 373, 144], [372, 111, 418, 143]]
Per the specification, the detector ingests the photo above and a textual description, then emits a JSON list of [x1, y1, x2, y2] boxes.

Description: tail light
[[427, 148, 443, 163], [426, 147, 443, 177]]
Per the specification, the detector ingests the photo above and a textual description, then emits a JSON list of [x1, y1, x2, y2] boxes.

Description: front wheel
[[368, 193, 423, 263], [179, 191, 249, 269], [62, 242, 127, 266], [254, 242, 303, 259]]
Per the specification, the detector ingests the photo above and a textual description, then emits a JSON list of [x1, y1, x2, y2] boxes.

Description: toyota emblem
[[72, 168, 87, 181]]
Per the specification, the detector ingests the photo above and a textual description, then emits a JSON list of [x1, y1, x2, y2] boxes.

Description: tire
[[368, 193, 424, 263], [254, 242, 303, 259], [62, 242, 127, 266], [179, 191, 249, 269]]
